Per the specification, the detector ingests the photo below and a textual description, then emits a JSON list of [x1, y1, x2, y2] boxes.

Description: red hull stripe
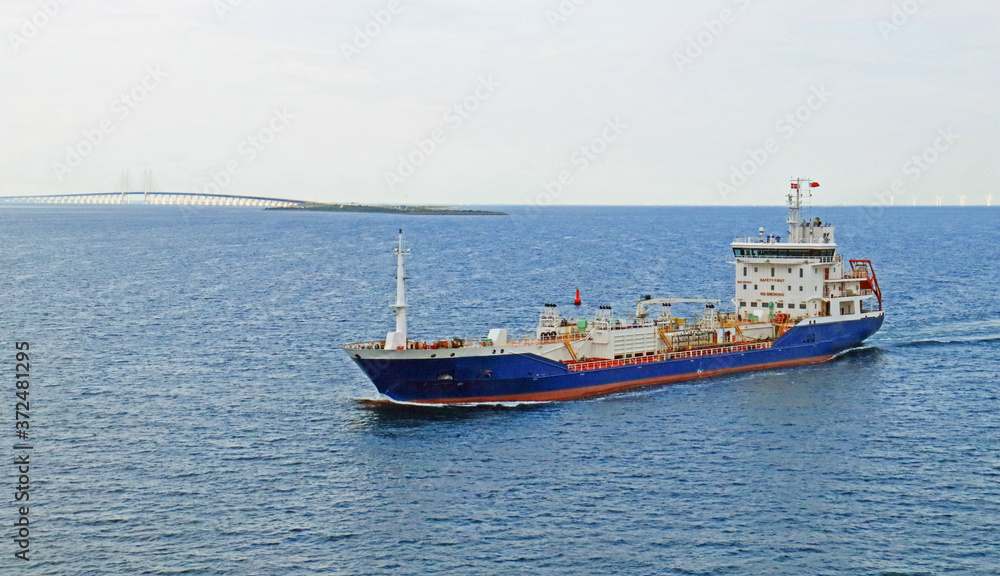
[[410, 354, 836, 404]]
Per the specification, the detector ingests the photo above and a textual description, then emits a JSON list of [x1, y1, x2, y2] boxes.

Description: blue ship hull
[[350, 314, 884, 403]]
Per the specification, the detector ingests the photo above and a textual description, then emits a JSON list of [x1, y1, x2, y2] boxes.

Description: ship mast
[[386, 230, 410, 349], [786, 177, 813, 243]]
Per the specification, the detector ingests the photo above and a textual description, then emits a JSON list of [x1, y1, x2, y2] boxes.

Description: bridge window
[[731, 248, 835, 259]]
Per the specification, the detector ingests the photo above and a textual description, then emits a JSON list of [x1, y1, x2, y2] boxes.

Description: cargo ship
[[344, 180, 884, 404]]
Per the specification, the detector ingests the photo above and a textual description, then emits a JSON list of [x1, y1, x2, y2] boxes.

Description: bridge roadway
[[0, 192, 306, 208]]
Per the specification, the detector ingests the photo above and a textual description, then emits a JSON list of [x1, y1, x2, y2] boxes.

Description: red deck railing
[[565, 341, 773, 372]]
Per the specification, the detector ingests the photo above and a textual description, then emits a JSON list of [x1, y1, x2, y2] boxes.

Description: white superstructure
[[731, 179, 881, 322]]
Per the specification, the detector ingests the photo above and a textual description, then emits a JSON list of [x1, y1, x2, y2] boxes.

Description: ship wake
[[878, 318, 1000, 349], [894, 335, 1000, 348]]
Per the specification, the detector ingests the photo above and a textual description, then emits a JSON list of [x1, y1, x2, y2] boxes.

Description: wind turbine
[[911, 194, 917, 206], [935, 195, 942, 206], [959, 194, 967, 207], [987, 192, 994, 207]]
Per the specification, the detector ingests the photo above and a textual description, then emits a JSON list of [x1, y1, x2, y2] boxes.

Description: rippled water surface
[[1, 205, 998, 575]]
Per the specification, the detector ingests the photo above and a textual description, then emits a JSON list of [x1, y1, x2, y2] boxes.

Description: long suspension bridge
[[0, 170, 308, 208]]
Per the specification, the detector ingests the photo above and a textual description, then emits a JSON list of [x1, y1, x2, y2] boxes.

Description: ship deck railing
[[344, 341, 386, 350], [824, 288, 876, 299], [507, 333, 592, 347], [345, 334, 591, 351], [839, 269, 871, 279], [566, 341, 773, 372], [732, 236, 784, 244]]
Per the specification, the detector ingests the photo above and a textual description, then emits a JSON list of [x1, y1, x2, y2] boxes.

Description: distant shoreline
[[266, 203, 507, 215]]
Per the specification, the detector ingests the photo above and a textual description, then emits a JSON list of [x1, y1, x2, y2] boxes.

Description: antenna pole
[[787, 178, 803, 242], [393, 229, 408, 336]]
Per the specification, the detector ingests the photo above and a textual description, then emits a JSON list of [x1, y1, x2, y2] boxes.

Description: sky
[[1, 0, 997, 206]]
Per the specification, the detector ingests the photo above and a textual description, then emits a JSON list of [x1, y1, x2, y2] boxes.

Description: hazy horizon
[[2, 1, 997, 207]]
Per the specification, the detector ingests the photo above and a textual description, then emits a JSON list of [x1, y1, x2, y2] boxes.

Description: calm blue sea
[[1, 204, 998, 575]]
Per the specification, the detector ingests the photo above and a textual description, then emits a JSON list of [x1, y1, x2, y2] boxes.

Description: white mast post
[[787, 177, 803, 243], [385, 229, 410, 350]]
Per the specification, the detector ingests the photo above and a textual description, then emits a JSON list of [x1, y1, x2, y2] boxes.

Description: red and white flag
[[791, 183, 799, 189], [810, 182, 820, 188]]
